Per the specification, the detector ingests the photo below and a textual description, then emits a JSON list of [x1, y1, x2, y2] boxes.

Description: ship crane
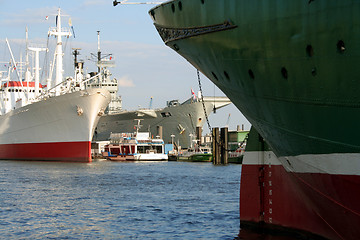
[[225, 113, 231, 128], [113, 0, 163, 6]]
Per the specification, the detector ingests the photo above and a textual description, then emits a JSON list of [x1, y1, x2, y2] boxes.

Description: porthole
[[248, 69, 255, 79], [281, 67, 288, 79], [224, 71, 230, 81], [337, 40, 345, 53], [212, 72, 218, 81], [178, 1, 182, 10], [171, 3, 175, 13], [306, 45, 314, 57], [311, 67, 317, 76], [201, 0, 205, 4]]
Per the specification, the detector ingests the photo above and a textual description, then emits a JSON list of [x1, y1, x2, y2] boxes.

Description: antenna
[[113, 0, 163, 6]]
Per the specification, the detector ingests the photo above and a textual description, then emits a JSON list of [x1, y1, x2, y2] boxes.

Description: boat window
[[138, 146, 146, 153], [110, 147, 120, 155], [155, 146, 163, 153], [125, 146, 130, 154]]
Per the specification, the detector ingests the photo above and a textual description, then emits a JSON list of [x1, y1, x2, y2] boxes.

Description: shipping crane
[[225, 113, 231, 128], [113, 0, 163, 6]]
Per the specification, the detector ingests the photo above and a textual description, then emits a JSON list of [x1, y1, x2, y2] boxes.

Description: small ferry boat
[[178, 145, 212, 162], [103, 122, 168, 161]]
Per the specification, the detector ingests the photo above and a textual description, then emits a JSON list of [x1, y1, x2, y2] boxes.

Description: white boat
[[177, 145, 212, 162], [0, 9, 110, 162], [103, 121, 168, 161]]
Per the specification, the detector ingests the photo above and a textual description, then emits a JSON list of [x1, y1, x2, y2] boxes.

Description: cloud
[[0, 7, 59, 27], [81, 0, 107, 7], [118, 75, 135, 87]]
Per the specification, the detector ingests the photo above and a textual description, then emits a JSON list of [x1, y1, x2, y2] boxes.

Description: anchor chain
[[197, 69, 212, 133], [197, 69, 238, 153]]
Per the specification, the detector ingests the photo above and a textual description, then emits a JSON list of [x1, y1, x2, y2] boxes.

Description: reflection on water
[[0, 160, 241, 239]]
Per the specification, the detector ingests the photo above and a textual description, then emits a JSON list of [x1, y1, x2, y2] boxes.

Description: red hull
[[0, 141, 92, 162], [240, 164, 360, 239]]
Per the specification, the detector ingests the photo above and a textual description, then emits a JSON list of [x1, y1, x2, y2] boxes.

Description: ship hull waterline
[[150, 1, 360, 239], [0, 88, 111, 162]]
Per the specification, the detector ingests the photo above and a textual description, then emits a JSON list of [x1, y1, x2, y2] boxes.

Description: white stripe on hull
[[244, 151, 360, 176]]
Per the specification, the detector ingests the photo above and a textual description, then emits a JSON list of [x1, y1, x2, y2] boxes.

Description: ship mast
[[28, 47, 47, 97], [97, 30, 101, 73], [48, 8, 72, 96]]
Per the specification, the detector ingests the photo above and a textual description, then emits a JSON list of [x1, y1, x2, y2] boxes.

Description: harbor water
[[0, 160, 241, 239]]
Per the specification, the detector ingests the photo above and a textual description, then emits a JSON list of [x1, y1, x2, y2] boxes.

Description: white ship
[[84, 32, 232, 148], [0, 9, 110, 162]]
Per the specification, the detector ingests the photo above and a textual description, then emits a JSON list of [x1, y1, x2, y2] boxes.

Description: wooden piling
[[220, 127, 228, 164], [212, 127, 221, 165]]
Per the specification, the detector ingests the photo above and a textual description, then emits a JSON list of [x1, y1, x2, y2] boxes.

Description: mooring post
[[220, 127, 228, 164], [212, 127, 220, 164]]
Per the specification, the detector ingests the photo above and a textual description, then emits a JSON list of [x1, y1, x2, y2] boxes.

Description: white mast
[[28, 47, 47, 97], [48, 8, 72, 96], [97, 30, 101, 82], [25, 27, 31, 97]]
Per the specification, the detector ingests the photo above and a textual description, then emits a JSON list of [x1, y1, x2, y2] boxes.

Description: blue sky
[[0, 0, 251, 133]]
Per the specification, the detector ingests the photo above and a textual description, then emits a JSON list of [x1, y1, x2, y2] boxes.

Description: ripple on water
[[0, 161, 241, 239]]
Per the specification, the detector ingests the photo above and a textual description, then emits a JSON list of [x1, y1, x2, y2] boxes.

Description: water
[[0, 160, 242, 239]]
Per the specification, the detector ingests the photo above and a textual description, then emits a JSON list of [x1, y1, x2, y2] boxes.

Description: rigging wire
[[40, 36, 50, 84]]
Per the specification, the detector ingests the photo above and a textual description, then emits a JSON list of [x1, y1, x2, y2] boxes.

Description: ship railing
[[35, 72, 102, 101]]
